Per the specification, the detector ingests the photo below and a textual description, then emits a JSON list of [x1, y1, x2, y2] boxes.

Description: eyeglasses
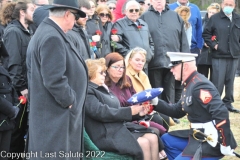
[[210, 4, 220, 9], [99, 71, 106, 75], [129, 9, 139, 13], [69, 11, 80, 20], [99, 13, 110, 18], [111, 66, 125, 71], [109, 7, 116, 10]]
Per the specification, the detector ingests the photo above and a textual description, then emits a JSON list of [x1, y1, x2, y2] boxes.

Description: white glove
[[220, 145, 235, 156], [150, 97, 158, 105]]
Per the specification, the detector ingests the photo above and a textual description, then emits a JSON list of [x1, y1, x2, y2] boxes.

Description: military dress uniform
[[154, 52, 237, 160]]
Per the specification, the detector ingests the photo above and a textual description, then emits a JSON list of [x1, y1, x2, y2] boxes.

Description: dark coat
[[66, 25, 93, 60], [0, 66, 18, 131], [26, 18, 88, 160], [197, 14, 212, 65], [140, 5, 190, 70], [84, 82, 144, 160], [101, 21, 112, 57], [3, 19, 33, 92], [202, 10, 240, 59], [86, 14, 104, 58], [155, 71, 237, 157], [112, 17, 154, 70]]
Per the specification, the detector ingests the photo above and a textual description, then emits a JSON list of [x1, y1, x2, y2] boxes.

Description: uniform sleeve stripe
[[216, 120, 226, 128]]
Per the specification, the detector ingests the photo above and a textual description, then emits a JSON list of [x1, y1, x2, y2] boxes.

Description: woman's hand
[[111, 35, 119, 42], [131, 104, 144, 115]]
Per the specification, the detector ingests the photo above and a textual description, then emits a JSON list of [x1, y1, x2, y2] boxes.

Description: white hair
[[49, 8, 67, 17], [125, 0, 140, 11]]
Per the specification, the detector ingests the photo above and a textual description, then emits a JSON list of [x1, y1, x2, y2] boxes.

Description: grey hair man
[[26, 0, 88, 159]]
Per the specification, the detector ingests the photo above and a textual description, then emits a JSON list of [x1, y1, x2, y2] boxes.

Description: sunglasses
[[210, 4, 220, 9], [99, 71, 106, 75], [109, 7, 116, 10], [99, 13, 110, 18], [129, 9, 139, 13], [69, 11, 80, 20]]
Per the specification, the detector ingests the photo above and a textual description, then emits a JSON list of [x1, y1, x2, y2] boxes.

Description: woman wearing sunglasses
[[95, 4, 114, 57], [111, 0, 154, 74]]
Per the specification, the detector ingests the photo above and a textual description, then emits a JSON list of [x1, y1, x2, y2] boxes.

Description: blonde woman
[[125, 47, 175, 130], [95, 4, 114, 57], [175, 6, 192, 49]]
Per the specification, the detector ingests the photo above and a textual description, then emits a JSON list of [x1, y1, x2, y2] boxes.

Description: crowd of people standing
[[0, 0, 239, 159]]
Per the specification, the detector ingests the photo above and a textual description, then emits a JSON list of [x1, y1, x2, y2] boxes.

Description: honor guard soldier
[[153, 52, 237, 160]]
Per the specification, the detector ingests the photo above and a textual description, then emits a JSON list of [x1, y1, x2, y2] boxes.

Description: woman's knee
[[137, 137, 150, 150]]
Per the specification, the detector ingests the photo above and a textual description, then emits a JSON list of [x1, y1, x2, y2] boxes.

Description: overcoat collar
[[43, 18, 87, 70]]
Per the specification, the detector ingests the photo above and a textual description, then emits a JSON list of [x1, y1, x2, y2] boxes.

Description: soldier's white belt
[[190, 121, 218, 147]]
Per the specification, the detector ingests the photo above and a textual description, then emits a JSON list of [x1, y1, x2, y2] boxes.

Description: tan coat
[[126, 65, 151, 93]]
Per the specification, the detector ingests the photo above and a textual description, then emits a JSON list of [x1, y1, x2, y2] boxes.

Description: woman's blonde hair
[[175, 6, 191, 29], [85, 58, 107, 80], [96, 4, 114, 21], [125, 47, 147, 67], [207, 3, 220, 12]]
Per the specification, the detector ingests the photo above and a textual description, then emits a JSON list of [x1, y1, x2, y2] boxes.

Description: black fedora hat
[[47, 0, 86, 18]]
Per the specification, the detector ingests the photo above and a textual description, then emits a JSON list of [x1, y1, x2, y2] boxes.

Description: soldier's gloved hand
[[150, 97, 158, 105], [220, 145, 235, 156], [10, 106, 20, 120]]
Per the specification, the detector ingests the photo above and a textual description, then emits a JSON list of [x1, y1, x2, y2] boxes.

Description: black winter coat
[[101, 21, 112, 57], [0, 66, 18, 131], [140, 5, 190, 70], [84, 82, 144, 160], [202, 10, 240, 59], [66, 25, 93, 60], [112, 17, 154, 70], [197, 14, 212, 65], [3, 19, 33, 92]]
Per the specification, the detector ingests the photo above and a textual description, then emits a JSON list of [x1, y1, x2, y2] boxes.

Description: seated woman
[[85, 58, 160, 160], [104, 52, 167, 159], [125, 47, 175, 130]]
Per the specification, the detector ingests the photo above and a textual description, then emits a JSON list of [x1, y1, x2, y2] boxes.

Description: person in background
[[0, 65, 19, 160], [106, 0, 116, 15], [85, 57, 161, 160], [173, 5, 192, 106], [140, 0, 189, 106], [197, 3, 220, 82], [87, 0, 103, 58], [202, 0, 240, 113], [112, 0, 128, 22], [67, 0, 94, 60], [95, 4, 113, 57], [3, 1, 34, 158], [175, 6, 192, 49], [169, 0, 203, 57], [112, 0, 154, 74], [0, 0, 12, 9], [96, 0, 107, 6], [32, 0, 49, 27], [154, 52, 237, 160], [26, 0, 88, 159], [0, 2, 15, 66], [125, 47, 175, 131]]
